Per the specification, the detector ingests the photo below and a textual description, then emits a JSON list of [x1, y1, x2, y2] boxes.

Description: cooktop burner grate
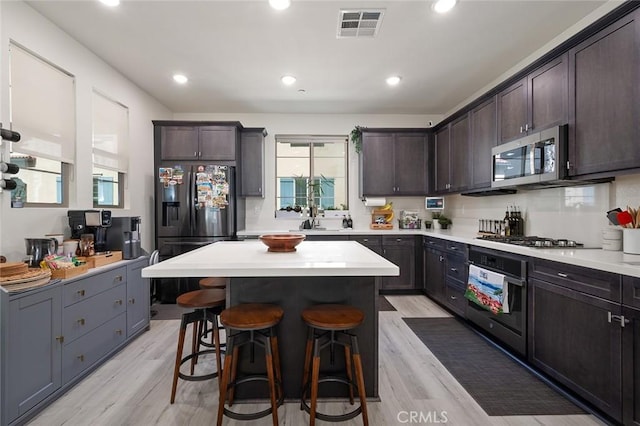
[[477, 235, 584, 248]]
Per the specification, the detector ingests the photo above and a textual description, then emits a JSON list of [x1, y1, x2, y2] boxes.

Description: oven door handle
[[468, 261, 526, 287]]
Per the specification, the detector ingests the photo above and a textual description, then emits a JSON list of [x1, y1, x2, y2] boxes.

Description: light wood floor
[[27, 296, 605, 425]]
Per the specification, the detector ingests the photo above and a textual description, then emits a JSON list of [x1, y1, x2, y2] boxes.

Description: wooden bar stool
[[300, 304, 368, 426], [196, 277, 229, 351], [216, 303, 284, 426], [199, 277, 229, 289], [170, 289, 226, 403]]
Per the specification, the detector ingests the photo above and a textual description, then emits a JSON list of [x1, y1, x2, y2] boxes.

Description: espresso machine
[[67, 210, 112, 254], [106, 216, 142, 259]]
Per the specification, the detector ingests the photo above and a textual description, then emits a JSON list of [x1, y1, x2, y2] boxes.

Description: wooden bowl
[[259, 234, 306, 252]]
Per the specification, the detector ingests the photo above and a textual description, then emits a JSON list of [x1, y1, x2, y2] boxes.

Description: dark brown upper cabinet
[[434, 125, 450, 193], [498, 54, 568, 144], [160, 125, 237, 161], [360, 130, 429, 197], [568, 9, 640, 177], [433, 115, 470, 193], [470, 97, 497, 189], [239, 128, 266, 197]]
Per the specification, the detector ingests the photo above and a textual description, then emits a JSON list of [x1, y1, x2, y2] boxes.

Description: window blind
[[9, 42, 76, 163], [92, 90, 129, 173]]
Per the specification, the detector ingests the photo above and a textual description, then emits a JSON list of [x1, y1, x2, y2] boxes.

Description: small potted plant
[[424, 220, 433, 230], [437, 215, 452, 230]]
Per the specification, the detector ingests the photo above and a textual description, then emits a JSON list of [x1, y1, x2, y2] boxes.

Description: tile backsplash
[[244, 173, 640, 249]]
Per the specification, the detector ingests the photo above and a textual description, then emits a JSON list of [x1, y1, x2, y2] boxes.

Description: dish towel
[[465, 264, 509, 314]]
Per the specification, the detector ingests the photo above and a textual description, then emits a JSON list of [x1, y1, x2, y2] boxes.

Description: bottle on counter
[[346, 214, 353, 229], [503, 210, 511, 236], [342, 215, 349, 228]]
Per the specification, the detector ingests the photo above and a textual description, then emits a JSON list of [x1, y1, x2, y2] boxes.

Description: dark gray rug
[[403, 317, 584, 417], [378, 296, 396, 312]]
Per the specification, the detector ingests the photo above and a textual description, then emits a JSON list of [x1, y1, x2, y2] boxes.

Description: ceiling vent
[[337, 9, 385, 38]]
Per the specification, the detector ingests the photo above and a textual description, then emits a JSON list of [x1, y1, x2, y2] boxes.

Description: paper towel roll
[[364, 197, 387, 207]]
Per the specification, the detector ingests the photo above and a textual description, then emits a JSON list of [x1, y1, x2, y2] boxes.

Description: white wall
[[174, 113, 442, 232], [0, 1, 172, 262]]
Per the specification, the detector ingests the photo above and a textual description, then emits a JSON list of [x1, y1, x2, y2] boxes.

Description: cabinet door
[[361, 132, 395, 196], [449, 114, 470, 192], [240, 130, 265, 197], [160, 126, 199, 160], [568, 10, 640, 176], [199, 126, 237, 160], [497, 78, 527, 144], [424, 247, 445, 302], [382, 245, 415, 290], [434, 126, 450, 193], [528, 54, 568, 133], [394, 133, 428, 195], [529, 278, 622, 421], [8, 287, 62, 422], [624, 276, 640, 309], [622, 305, 640, 426], [470, 97, 497, 189], [350, 235, 382, 255], [127, 259, 150, 337]]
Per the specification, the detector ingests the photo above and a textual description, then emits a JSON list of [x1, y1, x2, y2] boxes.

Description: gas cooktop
[[477, 235, 584, 248]]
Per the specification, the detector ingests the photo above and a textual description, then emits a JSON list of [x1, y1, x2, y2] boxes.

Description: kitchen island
[[141, 239, 399, 399]]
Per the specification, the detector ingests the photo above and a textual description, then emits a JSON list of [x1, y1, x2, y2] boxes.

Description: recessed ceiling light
[[298, 89, 306, 94], [433, 0, 457, 14], [173, 74, 188, 84], [99, 0, 120, 7], [386, 76, 401, 86], [281, 75, 296, 85], [269, 0, 291, 10]]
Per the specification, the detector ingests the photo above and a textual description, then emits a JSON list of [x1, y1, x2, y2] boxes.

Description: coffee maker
[[67, 210, 112, 254], [106, 216, 142, 259]]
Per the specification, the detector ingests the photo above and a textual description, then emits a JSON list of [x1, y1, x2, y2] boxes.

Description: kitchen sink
[[288, 228, 345, 232]]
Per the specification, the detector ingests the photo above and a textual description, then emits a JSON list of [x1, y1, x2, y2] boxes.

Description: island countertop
[[141, 240, 400, 278]]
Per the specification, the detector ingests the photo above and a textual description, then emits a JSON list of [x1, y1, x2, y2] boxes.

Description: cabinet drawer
[[444, 240, 467, 255], [382, 235, 415, 246], [530, 258, 621, 302], [446, 254, 468, 285], [423, 236, 445, 250], [445, 280, 467, 318], [350, 235, 382, 247], [63, 267, 126, 307], [623, 275, 640, 309], [62, 312, 127, 384], [63, 284, 127, 344]]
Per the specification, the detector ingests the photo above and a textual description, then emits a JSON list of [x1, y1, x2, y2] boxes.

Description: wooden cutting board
[[0, 262, 28, 278]]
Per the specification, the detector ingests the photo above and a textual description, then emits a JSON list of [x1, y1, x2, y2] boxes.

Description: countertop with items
[[237, 228, 640, 278]]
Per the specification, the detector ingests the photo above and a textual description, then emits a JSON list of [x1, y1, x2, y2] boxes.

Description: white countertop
[[238, 229, 640, 278], [141, 240, 400, 278]]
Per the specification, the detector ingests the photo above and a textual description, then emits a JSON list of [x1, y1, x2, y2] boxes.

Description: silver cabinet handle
[[115, 329, 123, 335], [77, 355, 85, 362], [520, 126, 524, 133], [608, 312, 630, 327], [77, 318, 85, 325], [525, 123, 530, 131], [77, 289, 85, 296], [115, 299, 123, 305], [194, 151, 198, 157], [450, 295, 457, 300], [557, 272, 569, 278], [449, 246, 458, 251], [450, 268, 458, 272], [115, 275, 123, 282], [439, 255, 444, 262], [129, 298, 136, 304], [258, 187, 262, 193]]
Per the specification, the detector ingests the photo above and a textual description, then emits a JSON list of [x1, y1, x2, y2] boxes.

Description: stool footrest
[[300, 398, 362, 422], [178, 349, 221, 382]]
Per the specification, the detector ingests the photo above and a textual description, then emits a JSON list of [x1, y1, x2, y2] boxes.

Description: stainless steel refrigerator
[[154, 163, 243, 302]]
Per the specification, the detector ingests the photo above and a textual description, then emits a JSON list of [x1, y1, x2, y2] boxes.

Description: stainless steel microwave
[[491, 125, 568, 188]]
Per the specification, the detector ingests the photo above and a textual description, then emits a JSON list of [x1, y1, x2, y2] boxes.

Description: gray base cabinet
[[623, 277, 640, 425], [6, 286, 62, 424], [1, 257, 149, 426]]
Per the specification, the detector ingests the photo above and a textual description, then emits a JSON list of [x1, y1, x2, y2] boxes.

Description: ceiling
[[26, 0, 609, 115]]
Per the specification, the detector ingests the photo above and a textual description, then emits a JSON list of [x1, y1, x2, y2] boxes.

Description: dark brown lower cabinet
[[529, 278, 622, 422], [623, 305, 640, 426], [424, 246, 445, 301], [381, 236, 416, 291]]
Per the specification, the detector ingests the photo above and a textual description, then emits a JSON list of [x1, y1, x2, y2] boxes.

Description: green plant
[[431, 211, 441, 219], [350, 126, 365, 154], [437, 215, 452, 226]]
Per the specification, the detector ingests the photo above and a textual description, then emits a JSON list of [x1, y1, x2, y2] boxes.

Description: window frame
[[275, 135, 348, 214]]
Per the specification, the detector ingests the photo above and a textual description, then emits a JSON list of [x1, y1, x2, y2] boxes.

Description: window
[[92, 90, 128, 208], [276, 135, 347, 213], [8, 42, 75, 207]]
